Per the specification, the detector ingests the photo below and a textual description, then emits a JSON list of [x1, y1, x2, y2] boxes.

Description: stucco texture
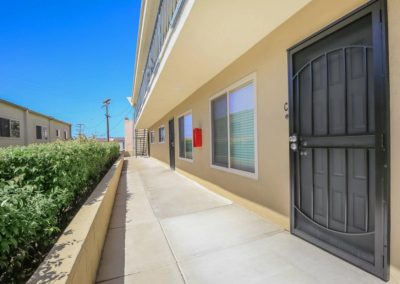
[[148, 0, 400, 271], [388, 0, 400, 274], [0, 101, 70, 147]]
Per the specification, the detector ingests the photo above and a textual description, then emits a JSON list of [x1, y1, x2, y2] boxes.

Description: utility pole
[[76, 123, 85, 138], [102, 99, 111, 142]]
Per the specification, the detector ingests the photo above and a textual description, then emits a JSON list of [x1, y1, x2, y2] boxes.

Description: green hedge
[[0, 140, 120, 281]]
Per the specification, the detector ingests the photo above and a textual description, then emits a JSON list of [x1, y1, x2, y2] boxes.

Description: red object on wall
[[193, 128, 202, 147]]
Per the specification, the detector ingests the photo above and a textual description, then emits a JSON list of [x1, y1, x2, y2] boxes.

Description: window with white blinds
[[211, 94, 228, 167], [158, 126, 165, 143], [211, 80, 256, 174]]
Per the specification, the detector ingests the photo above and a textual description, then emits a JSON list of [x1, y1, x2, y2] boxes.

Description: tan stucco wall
[[149, 126, 169, 163], [0, 101, 70, 147], [0, 103, 26, 147], [49, 120, 70, 141], [388, 0, 400, 274], [148, 0, 400, 272], [29, 112, 51, 144], [124, 119, 134, 154], [149, 0, 368, 217]]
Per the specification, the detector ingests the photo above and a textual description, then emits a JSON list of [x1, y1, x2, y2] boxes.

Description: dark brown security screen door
[[288, 1, 389, 280]]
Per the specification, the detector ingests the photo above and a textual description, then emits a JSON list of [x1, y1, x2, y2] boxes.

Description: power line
[[96, 107, 133, 138], [90, 105, 132, 133], [109, 107, 133, 131], [111, 104, 132, 119]]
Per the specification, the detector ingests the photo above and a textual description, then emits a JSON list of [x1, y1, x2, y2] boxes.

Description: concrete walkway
[[96, 157, 384, 284]]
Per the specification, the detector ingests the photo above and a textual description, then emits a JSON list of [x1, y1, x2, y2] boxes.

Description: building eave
[[0, 98, 71, 126]]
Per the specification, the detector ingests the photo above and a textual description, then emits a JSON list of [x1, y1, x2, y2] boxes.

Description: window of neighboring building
[[10, 120, 20, 138], [36, 126, 42, 139], [64, 130, 68, 140], [158, 126, 165, 143], [43, 127, 48, 140], [150, 130, 155, 144], [0, 117, 20, 138], [211, 79, 256, 175], [0, 118, 10, 137], [36, 125, 48, 140], [56, 129, 60, 138], [178, 112, 193, 160]]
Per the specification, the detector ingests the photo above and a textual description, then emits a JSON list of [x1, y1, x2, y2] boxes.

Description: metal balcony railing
[[134, 0, 186, 121]]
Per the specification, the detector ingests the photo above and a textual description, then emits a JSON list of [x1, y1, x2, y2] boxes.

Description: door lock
[[289, 134, 298, 152]]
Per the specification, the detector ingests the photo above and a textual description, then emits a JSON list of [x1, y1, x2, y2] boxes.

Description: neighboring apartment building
[[131, 0, 399, 281], [0, 99, 71, 147]]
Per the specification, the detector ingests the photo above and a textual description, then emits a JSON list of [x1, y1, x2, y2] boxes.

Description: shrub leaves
[[0, 140, 119, 282]]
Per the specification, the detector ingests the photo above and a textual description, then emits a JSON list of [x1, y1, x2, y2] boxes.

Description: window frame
[[209, 73, 258, 179], [36, 125, 48, 140], [150, 130, 155, 144], [10, 120, 21, 138], [178, 110, 194, 163], [158, 125, 165, 143], [42, 126, 48, 140], [64, 130, 68, 140], [56, 129, 60, 138], [0, 116, 21, 139]]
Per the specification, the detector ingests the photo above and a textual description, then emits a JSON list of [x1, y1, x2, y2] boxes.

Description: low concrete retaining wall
[[28, 156, 124, 284]]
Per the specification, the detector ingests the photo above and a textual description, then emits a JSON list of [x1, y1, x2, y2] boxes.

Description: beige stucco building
[[0, 99, 71, 147], [124, 118, 134, 155], [131, 0, 399, 281]]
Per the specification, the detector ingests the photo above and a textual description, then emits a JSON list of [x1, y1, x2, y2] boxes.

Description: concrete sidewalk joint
[[96, 157, 385, 284]]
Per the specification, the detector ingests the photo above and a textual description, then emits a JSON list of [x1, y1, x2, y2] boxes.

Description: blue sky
[[0, 0, 141, 138]]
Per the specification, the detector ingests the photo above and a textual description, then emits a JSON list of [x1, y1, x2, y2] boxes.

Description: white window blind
[[211, 82, 255, 174], [178, 113, 193, 159]]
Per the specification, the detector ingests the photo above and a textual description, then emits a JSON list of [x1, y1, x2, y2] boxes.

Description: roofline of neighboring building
[[0, 98, 71, 126]]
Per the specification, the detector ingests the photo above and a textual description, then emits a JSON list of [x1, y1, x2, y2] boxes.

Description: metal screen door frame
[[287, 0, 390, 280]]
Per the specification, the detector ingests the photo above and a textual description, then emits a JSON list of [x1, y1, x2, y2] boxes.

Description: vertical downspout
[[49, 119, 52, 142]]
